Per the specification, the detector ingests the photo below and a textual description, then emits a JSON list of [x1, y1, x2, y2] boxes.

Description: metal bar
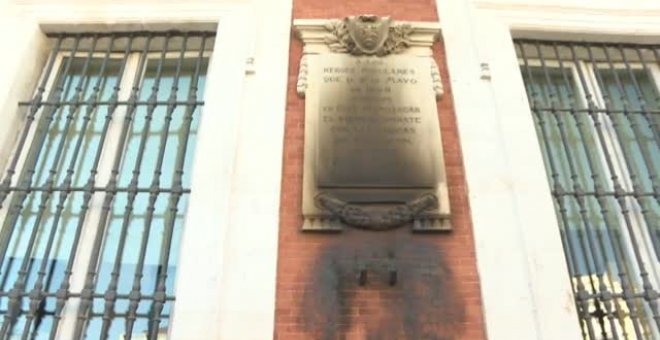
[[518, 39, 660, 340], [519, 41, 599, 339], [14, 34, 99, 340], [636, 47, 660, 113], [516, 38, 660, 51], [20, 34, 114, 340], [548, 42, 621, 338], [48, 34, 134, 340], [72, 34, 153, 339], [598, 46, 660, 302], [515, 39, 660, 339], [615, 46, 660, 265], [558, 41, 634, 336], [0, 34, 85, 339], [0, 288, 176, 300], [551, 191, 655, 197], [0, 307, 173, 317], [599, 45, 656, 194], [537, 41, 613, 338], [601, 46, 660, 230], [562, 44, 634, 337], [94, 35, 169, 339], [18, 100, 206, 106], [517, 42, 576, 277], [633, 46, 660, 191], [119, 31, 179, 340], [594, 44, 660, 334], [3, 186, 191, 193], [522, 108, 660, 115], [122, 32, 189, 340], [147, 34, 206, 340], [0, 36, 63, 209], [0, 31, 212, 339], [0, 290, 176, 301], [44, 30, 215, 39], [0, 36, 81, 281], [618, 45, 660, 145], [587, 42, 653, 339]]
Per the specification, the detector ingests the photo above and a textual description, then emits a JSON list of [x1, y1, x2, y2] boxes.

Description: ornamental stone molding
[[294, 16, 444, 99], [294, 16, 450, 232]]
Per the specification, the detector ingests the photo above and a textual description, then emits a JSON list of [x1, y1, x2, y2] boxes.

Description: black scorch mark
[[302, 236, 465, 340]]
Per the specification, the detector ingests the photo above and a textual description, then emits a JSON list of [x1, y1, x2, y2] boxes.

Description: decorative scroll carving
[[324, 15, 413, 56], [315, 193, 438, 231], [297, 54, 309, 97], [431, 60, 444, 99]]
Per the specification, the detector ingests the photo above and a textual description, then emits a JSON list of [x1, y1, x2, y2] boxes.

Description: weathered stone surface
[[316, 54, 436, 188], [296, 17, 449, 231]]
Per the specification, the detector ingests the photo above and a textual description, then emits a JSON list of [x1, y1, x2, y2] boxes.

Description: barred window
[[0, 31, 214, 339], [516, 40, 659, 340]]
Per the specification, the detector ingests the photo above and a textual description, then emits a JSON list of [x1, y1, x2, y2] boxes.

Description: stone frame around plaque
[[295, 16, 450, 232]]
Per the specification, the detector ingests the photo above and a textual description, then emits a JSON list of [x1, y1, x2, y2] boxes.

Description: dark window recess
[[0, 31, 214, 339], [516, 39, 660, 340]]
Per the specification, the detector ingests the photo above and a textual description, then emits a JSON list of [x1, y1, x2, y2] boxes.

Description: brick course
[[275, 1, 486, 339]]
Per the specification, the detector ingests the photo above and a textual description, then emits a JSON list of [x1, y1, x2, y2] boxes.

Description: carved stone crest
[[349, 15, 391, 54], [324, 15, 413, 56]]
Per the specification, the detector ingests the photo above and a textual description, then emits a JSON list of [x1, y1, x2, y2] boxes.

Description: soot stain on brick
[[302, 249, 353, 340], [301, 235, 464, 339]]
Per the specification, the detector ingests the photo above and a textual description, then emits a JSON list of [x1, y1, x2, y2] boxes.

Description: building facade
[[0, 0, 658, 339]]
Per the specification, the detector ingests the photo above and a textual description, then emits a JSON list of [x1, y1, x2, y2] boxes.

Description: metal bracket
[[357, 263, 368, 286], [388, 266, 398, 286]]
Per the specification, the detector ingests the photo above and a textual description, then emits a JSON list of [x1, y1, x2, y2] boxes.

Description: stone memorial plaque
[[295, 15, 450, 232], [316, 55, 435, 188]]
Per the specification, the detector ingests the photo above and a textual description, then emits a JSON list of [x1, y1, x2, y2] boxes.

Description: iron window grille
[[0, 31, 214, 339], [515, 39, 659, 340]]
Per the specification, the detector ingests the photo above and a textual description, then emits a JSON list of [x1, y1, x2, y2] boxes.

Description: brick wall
[[275, 1, 486, 338]]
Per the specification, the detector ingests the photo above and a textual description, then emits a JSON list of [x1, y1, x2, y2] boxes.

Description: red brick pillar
[[275, 2, 486, 339]]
